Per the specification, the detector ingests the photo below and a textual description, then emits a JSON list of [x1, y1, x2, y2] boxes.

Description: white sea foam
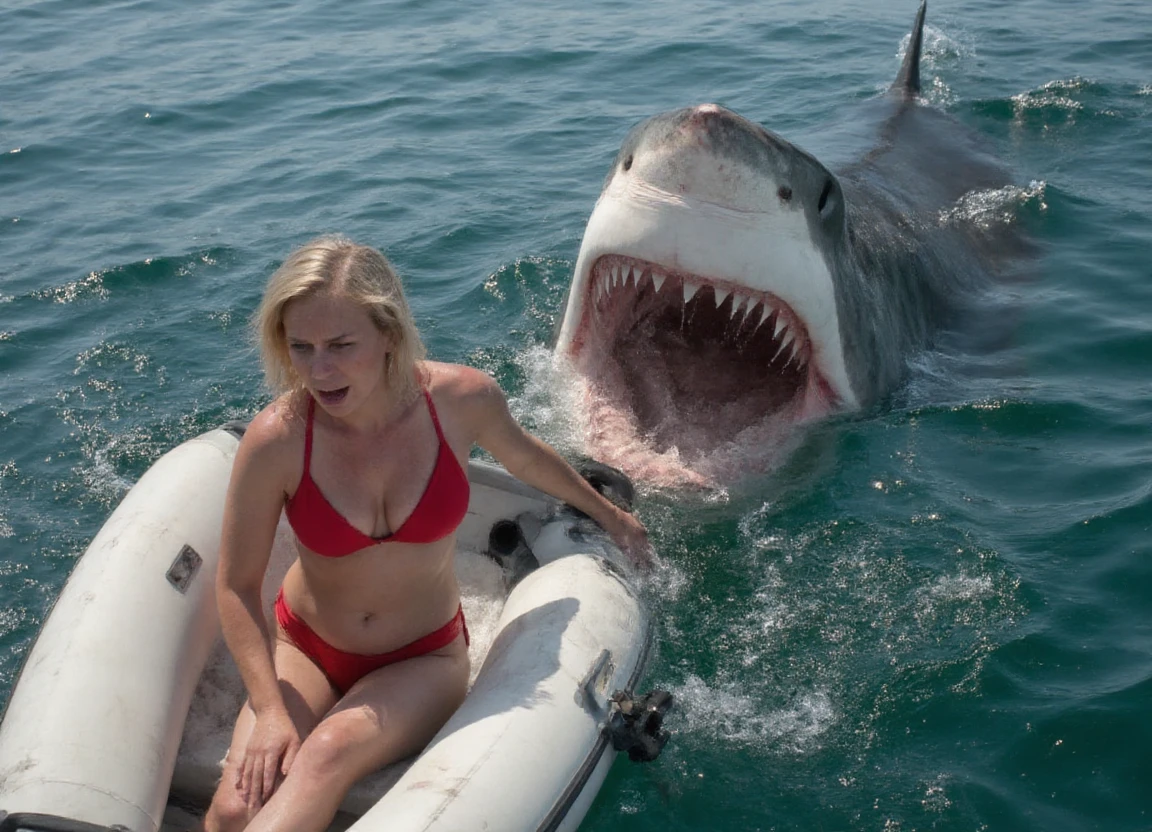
[[922, 573, 994, 603], [38, 270, 110, 304], [938, 180, 1047, 229], [921, 774, 953, 813], [0, 607, 25, 639], [509, 344, 585, 457], [74, 342, 152, 376], [78, 445, 134, 505], [1013, 77, 1090, 110], [671, 674, 836, 754]]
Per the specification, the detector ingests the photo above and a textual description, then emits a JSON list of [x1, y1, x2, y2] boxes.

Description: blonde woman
[[204, 237, 648, 832]]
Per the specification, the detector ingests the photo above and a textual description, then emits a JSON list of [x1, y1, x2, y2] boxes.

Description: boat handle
[[574, 649, 613, 711]]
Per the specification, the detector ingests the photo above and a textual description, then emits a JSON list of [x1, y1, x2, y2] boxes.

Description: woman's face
[[282, 290, 393, 413]]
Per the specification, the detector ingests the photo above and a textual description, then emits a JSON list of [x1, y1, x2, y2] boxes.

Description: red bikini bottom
[[274, 589, 469, 695]]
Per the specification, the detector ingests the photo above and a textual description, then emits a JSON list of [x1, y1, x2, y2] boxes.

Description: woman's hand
[[600, 505, 654, 569], [237, 706, 301, 811]]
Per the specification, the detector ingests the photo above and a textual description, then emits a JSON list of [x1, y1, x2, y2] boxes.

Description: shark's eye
[[622, 155, 633, 172], [778, 185, 793, 202], [818, 180, 835, 217]]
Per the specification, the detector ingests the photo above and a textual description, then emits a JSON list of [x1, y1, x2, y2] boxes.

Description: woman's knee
[[204, 780, 253, 832], [288, 720, 368, 787]]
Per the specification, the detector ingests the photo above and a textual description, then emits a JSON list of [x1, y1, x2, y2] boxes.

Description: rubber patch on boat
[[167, 544, 202, 593]]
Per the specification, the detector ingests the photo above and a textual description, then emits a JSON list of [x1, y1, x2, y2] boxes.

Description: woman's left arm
[[466, 371, 651, 565]]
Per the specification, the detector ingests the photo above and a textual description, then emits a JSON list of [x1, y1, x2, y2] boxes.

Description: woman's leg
[[203, 638, 339, 832], [242, 640, 470, 832]]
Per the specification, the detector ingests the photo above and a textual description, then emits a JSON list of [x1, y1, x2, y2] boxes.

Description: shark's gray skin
[[554, 3, 1026, 486]]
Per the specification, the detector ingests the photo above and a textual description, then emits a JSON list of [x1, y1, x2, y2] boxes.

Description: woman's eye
[[332, 342, 352, 350], [289, 343, 310, 353]]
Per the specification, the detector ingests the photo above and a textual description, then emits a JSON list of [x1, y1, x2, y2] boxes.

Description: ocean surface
[[2, 0, 1151, 829]]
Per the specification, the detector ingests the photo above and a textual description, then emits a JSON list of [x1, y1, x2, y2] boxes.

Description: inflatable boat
[[0, 425, 669, 832]]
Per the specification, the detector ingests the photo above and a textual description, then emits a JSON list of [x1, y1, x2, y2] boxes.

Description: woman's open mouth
[[316, 387, 349, 406]]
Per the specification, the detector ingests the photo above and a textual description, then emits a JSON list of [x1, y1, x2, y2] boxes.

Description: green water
[[2, 1, 1151, 829]]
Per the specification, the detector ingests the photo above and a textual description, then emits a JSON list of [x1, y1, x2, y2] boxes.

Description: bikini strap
[[303, 396, 316, 469], [423, 388, 447, 442]]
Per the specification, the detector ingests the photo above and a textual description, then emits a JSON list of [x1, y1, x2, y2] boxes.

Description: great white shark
[[554, 2, 1029, 487]]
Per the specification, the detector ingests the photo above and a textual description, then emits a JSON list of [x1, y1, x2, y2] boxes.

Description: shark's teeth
[[771, 339, 791, 363], [777, 330, 804, 367], [588, 260, 811, 372], [780, 333, 796, 359]]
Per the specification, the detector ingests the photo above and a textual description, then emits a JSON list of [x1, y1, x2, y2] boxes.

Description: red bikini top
[[285, 390, 470, 556]]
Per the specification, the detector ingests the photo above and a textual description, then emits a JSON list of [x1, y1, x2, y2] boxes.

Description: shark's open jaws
[[554, 2, 1031, 487]]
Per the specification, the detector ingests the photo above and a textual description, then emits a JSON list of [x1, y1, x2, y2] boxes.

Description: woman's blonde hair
[[254, 236, 426, 401]]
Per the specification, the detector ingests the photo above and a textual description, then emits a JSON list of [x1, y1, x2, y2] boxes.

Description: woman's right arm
[[216, 411, 300, 806]]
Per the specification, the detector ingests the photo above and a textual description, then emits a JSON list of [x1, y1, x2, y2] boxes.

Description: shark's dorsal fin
[[892, 1, 927, 99]]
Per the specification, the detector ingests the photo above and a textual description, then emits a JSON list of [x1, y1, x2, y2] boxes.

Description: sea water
[[2, 1, 1150, 829]]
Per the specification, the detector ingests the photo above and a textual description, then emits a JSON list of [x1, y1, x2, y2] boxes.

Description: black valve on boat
[[605, 689, 673, 762], [576, 460, 636, 514], [560, 460, 639, 551], [485, 519, 540, 588]]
